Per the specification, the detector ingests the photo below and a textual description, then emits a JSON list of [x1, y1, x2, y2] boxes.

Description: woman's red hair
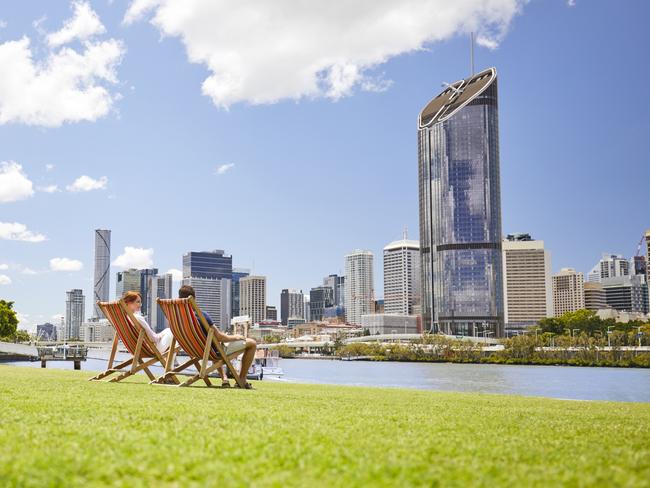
[[122, 291, 142, 304]]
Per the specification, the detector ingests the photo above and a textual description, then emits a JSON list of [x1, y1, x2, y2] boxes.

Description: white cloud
[[0, 222, 47, 242], [45, 164, 55, 171], [37, 185, 60, 193], [166, 268, 182, 282], [124, 0, 524, 108], [0, 264, 8, 270], [0, 2, 125, 127], [216, 163, 234, 175], [567, 0, 576, 6], [0, 20, 7, 30], [113, 246, 154, 269], [476, 36, 499, 50], [66, 175, 108, 192], [47, 1, 107, 48], [0, 161, 34, 203], [0, 274, 11, 285], [21, 267, 39, 275], [50, 257, 83, 272]]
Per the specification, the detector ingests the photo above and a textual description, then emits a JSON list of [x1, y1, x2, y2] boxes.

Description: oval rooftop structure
[[418, 67, 496, 128]]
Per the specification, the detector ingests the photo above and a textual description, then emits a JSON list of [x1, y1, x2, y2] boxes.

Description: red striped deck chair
[[89, 300, 179, 384], [155, 297, 246, 388]]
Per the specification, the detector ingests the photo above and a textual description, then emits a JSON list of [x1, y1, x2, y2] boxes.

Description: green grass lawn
[[1, 366, 649, 487]]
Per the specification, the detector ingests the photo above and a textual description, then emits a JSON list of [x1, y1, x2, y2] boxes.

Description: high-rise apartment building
[[65, 289, 85, 340], [383, 237, 421, 316], [280, 288, 304, 325], [502, 236, 552, 328], [418, 68, 504, 336], [588, 254, 630, 282], [344, 250, 374, 326], [552, 268, 585, 317], [240, 276, 266, 325], [93, 229, 110, 317]]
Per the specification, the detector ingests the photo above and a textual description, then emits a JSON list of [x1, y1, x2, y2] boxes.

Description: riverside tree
[[0, 300, 19, 339]]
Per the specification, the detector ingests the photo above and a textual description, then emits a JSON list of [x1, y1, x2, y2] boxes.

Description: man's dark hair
[[179, 285, 196, 299]]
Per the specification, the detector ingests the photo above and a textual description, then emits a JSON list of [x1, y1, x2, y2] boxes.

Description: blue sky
[[0, 0, 648, 331]]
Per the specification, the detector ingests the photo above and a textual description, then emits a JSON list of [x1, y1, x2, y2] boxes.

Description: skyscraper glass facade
[[183, 250, 233, 280], [418, 68, 504, 336]]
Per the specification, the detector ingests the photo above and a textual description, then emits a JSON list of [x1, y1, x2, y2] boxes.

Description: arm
[[211, 327, 245, 343], [135, 313, 159, 344]]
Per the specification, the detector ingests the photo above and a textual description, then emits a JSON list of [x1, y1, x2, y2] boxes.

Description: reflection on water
[[4, 357, 650, 402]]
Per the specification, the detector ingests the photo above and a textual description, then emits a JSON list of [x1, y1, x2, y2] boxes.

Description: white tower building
[[344, 250, 374, 325], [383, 235, 420, 316]]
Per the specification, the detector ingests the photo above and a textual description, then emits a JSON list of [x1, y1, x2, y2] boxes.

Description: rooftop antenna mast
[[470, 32, 475, 76]]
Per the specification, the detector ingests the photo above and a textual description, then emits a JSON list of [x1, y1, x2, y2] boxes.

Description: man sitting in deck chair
[[178, 285, 257, 389]]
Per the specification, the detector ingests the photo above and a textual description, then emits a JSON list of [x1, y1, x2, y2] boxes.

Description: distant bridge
[[0, 341, 38, 357], [258, 333, 500, 349]]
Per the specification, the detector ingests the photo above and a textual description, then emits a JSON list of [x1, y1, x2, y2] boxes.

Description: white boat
[[258, 349, 284, 377]]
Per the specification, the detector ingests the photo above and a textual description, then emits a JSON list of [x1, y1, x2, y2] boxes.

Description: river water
[[3, 358, 650, 402]]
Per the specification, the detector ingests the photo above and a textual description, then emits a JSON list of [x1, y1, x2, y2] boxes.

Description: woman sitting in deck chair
[[123, 291, 174, 354]]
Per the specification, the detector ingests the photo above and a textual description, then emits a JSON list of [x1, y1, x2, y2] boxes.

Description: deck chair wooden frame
[[155, 297, 246, 388], [89, 300, 180, 384]]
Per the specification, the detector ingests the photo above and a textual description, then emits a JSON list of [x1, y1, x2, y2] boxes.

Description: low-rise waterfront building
[[360, 314, 418, 335], [79, 318, 115, 342]]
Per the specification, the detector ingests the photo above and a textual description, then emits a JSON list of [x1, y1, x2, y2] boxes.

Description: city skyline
[[1, 1, 649, 331]]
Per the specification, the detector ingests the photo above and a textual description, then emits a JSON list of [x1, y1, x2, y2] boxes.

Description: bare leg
[[238, 338, 257, 383], [219, 366, 230, 385]]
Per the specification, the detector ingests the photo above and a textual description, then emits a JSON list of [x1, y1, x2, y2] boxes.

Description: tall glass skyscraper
[[93, 229, 111, 317], [418, 67, 504, 337]]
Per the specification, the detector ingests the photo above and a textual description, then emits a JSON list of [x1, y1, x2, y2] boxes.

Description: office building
[[303, 296, 311, 322], [240, 276, 266, 325], [418, 68, 504, 336], [139, 268, 159, 318], [344, 250, 374, 326], [65, 289, 85, 340], [231, 268, 250, 318], [502, 236, 552, 329], [265, 305, 278, 321], [116, 269, 141, 299], [310, 286, 334, 322], [148, 273, 173, 333], [601, 275, 648, 314], [552, 268, 585, 316], [280, 288, 304, 325], [36, 322, 56, 341], [584, 282, 606, 311], [183, 250, 234, 330], [588, 254, 630, 282], [323, 274, 345, 308], [383, 236, 420, 316], [93, 229, 111, 317], [183, 250, 232, 280]]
